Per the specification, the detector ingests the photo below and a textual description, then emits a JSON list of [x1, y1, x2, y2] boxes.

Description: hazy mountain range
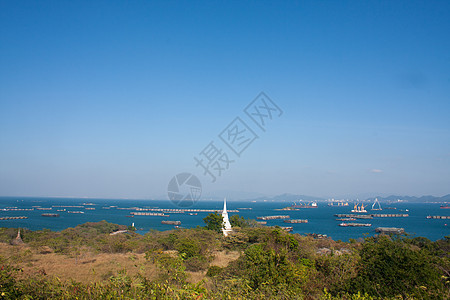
[[154, 191, 450, 203], [206, 193, 450, 203], [367, 194, 450, 203]]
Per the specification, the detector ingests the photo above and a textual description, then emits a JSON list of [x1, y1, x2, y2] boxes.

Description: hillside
[[0, 220, 448, 299]]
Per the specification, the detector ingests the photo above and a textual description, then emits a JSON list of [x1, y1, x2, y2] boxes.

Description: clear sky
[[1, 1, 449, 199]]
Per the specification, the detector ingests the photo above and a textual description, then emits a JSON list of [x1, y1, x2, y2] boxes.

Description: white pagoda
[[222, 198, 232, 236]]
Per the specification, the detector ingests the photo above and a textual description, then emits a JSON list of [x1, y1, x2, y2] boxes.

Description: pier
[[130, 212, 168, 217], [0, 216, 28, 220], [427, 215, 450, 219], [284, 219, 308, 223], [161, 220, 181, 225], [334, 214, 373, 219], [135, 208, 239, 213], [41, 213, 59, 217], [339, 223, 371, 227], [375, 227, 405, 234], [279, 226, 293, 232], [334, 213, 408, 218], [257, 215, 290, 220], [371, 214, 409, 217]]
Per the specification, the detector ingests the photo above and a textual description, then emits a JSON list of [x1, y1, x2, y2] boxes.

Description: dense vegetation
[[0, 217, 448, 299]]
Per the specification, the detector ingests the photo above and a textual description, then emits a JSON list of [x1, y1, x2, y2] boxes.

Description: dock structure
[[334, 213, 408, 219], [280, 226, 293, 232], [334, 214, 373, 219], [134, 208, 239, 213], [371, 214, 409, 217], [427, 215, 450, 219], [161, 220, 181, 225], [257, 215, 290, 220], [41, 213, 60, 217], [0, 216, 28, 220], [375, 227, 405, 234], [130, 212, 168, 217], [339, 223, 371, 227], [284, 219, 308, 223], [307, 233, 328, 239]]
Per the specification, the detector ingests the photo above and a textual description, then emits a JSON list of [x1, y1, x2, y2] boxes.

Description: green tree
[[229, 214, 250, 228], [203, 212, 223, 233], [348, 236, 445, 299]]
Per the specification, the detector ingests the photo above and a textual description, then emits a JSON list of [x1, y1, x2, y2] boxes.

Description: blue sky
[[1, 1, 449, 199]]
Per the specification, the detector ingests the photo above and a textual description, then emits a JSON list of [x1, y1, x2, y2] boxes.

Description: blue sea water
[[0, 197, 448, 242]]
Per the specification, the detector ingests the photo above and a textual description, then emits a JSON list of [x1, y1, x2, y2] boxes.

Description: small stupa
[[222, 198, 232, 236], [11, 229, 24, 245]]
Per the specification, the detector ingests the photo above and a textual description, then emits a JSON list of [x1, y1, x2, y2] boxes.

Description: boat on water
[[371, 198, 382, 211], [440, 204, 450, 209], [291, 201, 318, 208], [351, 203, 367, 213]]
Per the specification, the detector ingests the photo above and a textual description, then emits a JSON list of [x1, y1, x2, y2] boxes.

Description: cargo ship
[[351, 203, 367, 213], [291, 202, 317, 208]]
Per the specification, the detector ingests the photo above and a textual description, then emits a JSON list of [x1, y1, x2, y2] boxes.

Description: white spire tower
[[222, 198, 232, 236]]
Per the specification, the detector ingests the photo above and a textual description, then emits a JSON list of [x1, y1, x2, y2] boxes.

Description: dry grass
[[0, 244, 241, 284], [186, 270, 207, 283], [0, 243, 157, 283], [210, 250, 240, 267], [186, 251, 240, 284]]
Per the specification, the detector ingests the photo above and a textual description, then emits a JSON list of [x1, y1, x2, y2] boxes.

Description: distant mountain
[[249, 193, 325, 202], [368, 194, 450, 203]]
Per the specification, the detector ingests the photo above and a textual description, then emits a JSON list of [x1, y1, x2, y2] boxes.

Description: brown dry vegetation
[[186, 250, 240, 284], [0, 243, 241, 284], [210, 250, 240, 268], [0, 243, 157, 283]]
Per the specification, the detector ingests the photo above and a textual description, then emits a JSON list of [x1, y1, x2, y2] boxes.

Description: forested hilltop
[[0, 217, 448, 299]]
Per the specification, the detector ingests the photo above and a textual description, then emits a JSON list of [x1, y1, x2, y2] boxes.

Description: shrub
[[206, 265, 223, 277]]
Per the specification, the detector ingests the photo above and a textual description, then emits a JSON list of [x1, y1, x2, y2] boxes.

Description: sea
[[0, 197, 448, 242]]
